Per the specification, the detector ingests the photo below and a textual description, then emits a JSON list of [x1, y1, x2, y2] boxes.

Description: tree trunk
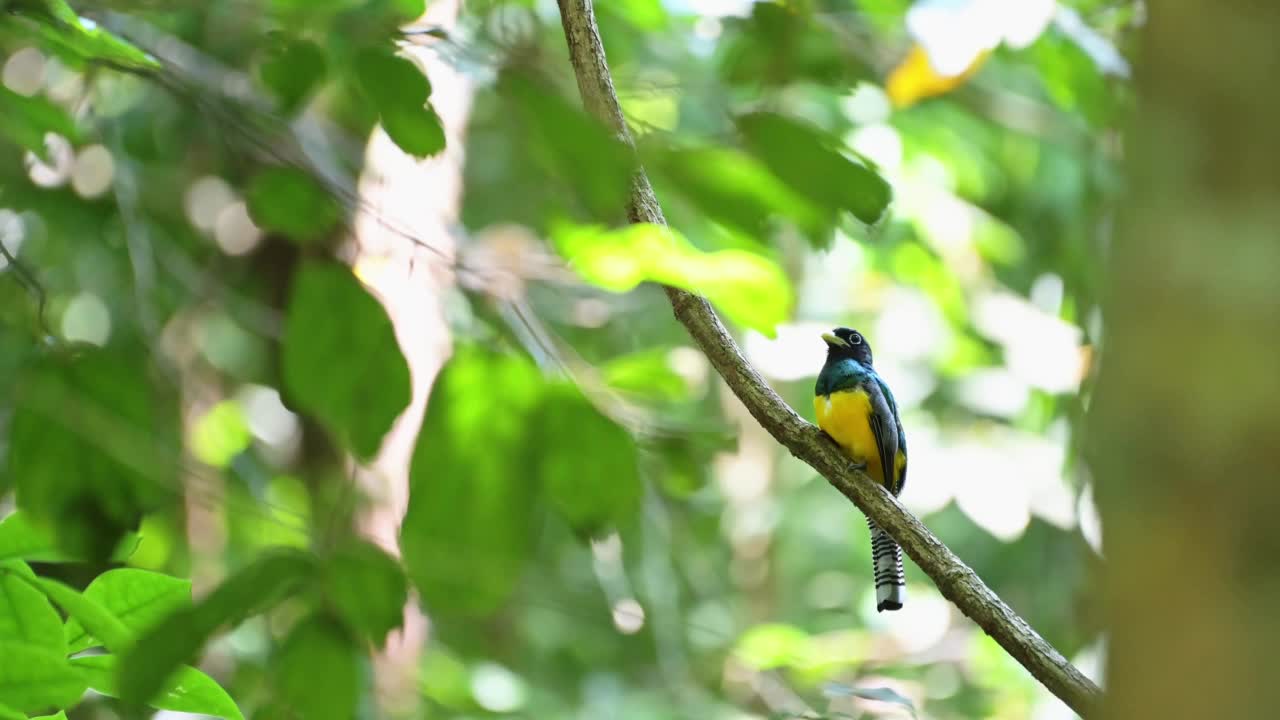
[[1092, 4, 1280, 719]]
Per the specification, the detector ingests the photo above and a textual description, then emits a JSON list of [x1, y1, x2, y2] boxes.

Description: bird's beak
[[822, 332, 847, 347]]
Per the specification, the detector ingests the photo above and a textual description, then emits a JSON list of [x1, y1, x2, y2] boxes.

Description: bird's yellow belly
[[815, 389, 885, 485]]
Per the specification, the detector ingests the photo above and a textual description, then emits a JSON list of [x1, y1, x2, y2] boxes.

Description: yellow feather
[[815, 389, 884, 484]]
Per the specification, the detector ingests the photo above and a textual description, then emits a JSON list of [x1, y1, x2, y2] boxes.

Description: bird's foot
[[848, 460, 867, 474]]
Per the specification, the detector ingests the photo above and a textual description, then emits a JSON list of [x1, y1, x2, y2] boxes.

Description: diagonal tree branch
[[554, 1, 1103, 716]]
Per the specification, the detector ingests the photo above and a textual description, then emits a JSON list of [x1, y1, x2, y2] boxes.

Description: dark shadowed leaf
[[4, 344, 180, 559], [281, 260, 412, 460], [401, 346, 545, 616], [0, 642, 86, 714], [499, 72, 635, 220], [0, 511, 138, 565], [355, 47, 445, 157], [61, 569, 190, 653], [258, 36, 327, 114], [245, 167, 343, 242], [0, 561, 65, 655], [736, 111, 892, 229], [322, 539, 407, 645], [118, 550, 316, 706], [648, 144, 825, 240], [380, 101, 446, 157], [536, 385, 641, 537], [272, 615, 359, 720], [72, 655, 243, 720]]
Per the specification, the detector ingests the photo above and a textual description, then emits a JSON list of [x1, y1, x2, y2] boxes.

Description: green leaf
[[736, 111, 892, 228], [30, 713, 68, 720], [401, 347, 544, 616], [281, 260, 411, 460], [0, 512, 138, 565], [0, 704, 25, 720], [272, 615, 358, 720], [71, 655, 243, 720], [63, 568, 191, 654], [734, 623, 811, 670], [601, 349, 691, 402], [24, 577, 130, 653], [245, 167, 342, 242], [189, 399, 252, 468], [649, 145, 825, 239], [0, 562, 65, 655], [354, 47, 444, 157], [355, 48, 429, 110], [536, 386, 641, 536], [322, 540, 407, 646], [499, 72, 635, 219], [4, 345, 180, 560], [552, 222, 793, 335], [118, 550, 315, 706], [258, 35, 327, 114], [0, 86, 81, 158], [0, 642, 87, 714], [380, 101, 446, 157], [18, 0, 159, 70]]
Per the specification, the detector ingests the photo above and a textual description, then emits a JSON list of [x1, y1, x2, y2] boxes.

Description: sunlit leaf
[[0, 642, 87, 714], [189, 400, 252, 468], [63, 568, 191, 654], [0, 562, 65, 655], [28, 577, 130, 653], [4, 345, 180, 560], [118, 550, 316, 706], [72, 655, 243, 720], [552, 222, 793, 335], [734, 623, 811, 670], [536, 385, 641, 537], [322, 539, 407, 645], [245, 167, 342, 242], [401, 347, 544, 616], [272, 615, 358, 720], [281, 260, 411, 461], [736, 112, 892, 228]]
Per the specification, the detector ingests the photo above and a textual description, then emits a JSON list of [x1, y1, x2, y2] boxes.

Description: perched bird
[[814, 327, 908, 611]]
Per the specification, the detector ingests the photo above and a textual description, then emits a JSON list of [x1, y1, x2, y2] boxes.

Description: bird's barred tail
[[868, 518, 905, 612]]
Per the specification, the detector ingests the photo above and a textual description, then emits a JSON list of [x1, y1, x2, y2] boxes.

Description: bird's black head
[[822, 326, 874, 366]]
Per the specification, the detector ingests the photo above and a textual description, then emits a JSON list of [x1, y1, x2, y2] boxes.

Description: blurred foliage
[[0, 0, 1131, 718]]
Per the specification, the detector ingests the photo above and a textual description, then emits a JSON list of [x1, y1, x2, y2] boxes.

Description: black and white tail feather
[[868, 518, 905, 612]]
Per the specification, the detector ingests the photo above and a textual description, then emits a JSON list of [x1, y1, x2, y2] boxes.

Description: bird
[[814, 327, 908, 612]]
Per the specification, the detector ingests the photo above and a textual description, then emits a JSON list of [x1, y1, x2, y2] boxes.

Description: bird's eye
[[849, 334, 863, 345]]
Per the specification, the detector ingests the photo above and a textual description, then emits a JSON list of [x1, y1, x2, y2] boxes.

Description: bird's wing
[[865, 382, 900, 494], [875, 375, 907, 493]]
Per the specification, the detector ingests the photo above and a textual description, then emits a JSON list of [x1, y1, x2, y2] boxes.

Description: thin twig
[[553, 1, 1103, 716]]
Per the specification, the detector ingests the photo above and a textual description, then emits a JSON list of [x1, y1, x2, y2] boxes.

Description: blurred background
[[0, 0, 1137, 718]]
